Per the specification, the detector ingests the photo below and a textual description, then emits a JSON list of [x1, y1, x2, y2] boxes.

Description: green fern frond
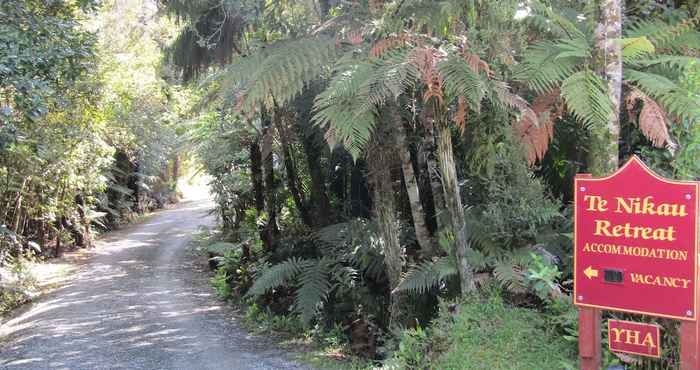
[[466, 247, 489, 271], [219, 37, 338, 113], [394, 256, 458, 295], [313, 46, 423, 159], [492, 257, 527, 293], [515, 40, 582, 94], [439, 54, 487, 109], [246, 257, 311, 297], [369, 49, 420, 102], [626, 18, 700, 52], [206, 241, 239, 255], [526, 1, 587, 40], [313, 219, 385, 280], [294, 258, 333, 325], [627, 55, 700, 71], [312, 58, 378, 159], [621, 37, 656, 61], [560, 69, 612, 128], [465, 216, 499, 254]]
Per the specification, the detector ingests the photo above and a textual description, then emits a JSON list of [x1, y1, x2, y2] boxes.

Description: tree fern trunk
[[390, 104, 436, 256], [436, 123, 475, 294], [422, 105, 447, 233], [589, 0, 623, 176], [370, 151, 403, 327]]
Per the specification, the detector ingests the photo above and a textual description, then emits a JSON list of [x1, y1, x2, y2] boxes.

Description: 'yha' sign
[[608, 319, 661, 358], [574, 156, 699, 320]]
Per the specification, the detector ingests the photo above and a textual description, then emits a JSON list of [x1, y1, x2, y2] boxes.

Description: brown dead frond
[[347, 29, 363, 45], [625, 88, 672, 148], [512, 89, 562, 165], [408, 47, 444, 104], [452, 96, 468, 132], [462, 50, 494, 78], [370, 33, 416, 58]]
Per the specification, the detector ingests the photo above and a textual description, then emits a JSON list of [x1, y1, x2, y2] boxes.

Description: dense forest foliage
[[2, 0, 700, 368], [0, 0, 188, 314]]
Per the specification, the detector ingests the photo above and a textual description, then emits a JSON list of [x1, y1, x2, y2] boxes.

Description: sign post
[[574, 156, 700, 369]]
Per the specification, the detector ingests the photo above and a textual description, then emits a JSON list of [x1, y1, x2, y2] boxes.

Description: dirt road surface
[[0, 199, 309, 370]]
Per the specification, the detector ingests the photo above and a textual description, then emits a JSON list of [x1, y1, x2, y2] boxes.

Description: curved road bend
[[0, 199, 309, 370]]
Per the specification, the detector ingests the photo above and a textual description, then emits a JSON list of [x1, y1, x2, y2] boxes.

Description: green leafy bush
[[384, 290, 575, 369]]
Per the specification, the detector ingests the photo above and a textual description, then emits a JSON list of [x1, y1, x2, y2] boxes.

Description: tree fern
[[313, 48, 419, 159]]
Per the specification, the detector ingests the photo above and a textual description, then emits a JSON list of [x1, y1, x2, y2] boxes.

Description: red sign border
[[573, 156, 700, 321], [607, 319, 662, 359]]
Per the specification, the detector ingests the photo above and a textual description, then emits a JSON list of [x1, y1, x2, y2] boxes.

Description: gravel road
[[0, 199, 309, 370]]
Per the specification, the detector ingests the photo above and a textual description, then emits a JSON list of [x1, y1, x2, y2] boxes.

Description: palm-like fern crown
[[313, 33, 525, 159], [516, 2, 700, 163]]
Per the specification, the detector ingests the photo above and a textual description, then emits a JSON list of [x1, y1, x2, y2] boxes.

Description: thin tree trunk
[[172, 155, 180, 184], [12, 178, 28, 233], [436, 122, 475, 294], [249, 139, 270, 250], [589, 0, 623, 176], [350, 161, 370, 218], [389, 104, 436, 256], [250, 140, 266, 213], [235, 206, 250, 260], [295, 88, 332, 225], [369, 151, 403, 327], [55, 219, 64, 258], [274, 109, 312, 227], [302, 137, 331, 226], [76, 194, 92, 248], [262, 115, 279, 250]]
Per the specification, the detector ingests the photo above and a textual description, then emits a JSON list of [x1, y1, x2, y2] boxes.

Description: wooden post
[[681, 239, 700, 370], [681, 320, 699, 370], [680, 193, 700, 370], [579, 307, 601, 370]]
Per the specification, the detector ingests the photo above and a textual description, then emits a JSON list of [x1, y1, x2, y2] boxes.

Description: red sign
[[608, 320, 662, 358], [574, 156, 699, 320]]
